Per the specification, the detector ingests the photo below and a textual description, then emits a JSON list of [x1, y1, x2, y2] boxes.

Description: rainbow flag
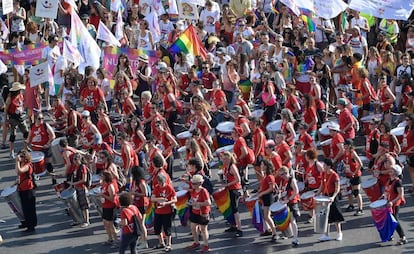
[[168, 24, 207, 59], [271, 0, 280, 14], [252, 201, 266, 233], [145, 203, 155, 228], [300, 8, 316, 33], [176, 195, 190, 226], [213, 189, 234, 224]]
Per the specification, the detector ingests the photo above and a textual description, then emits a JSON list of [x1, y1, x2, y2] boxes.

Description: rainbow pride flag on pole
[[145, 203, 155, 228], [300, 8, 316, 33], [168, 24, 207, 59], [213, 189, 235, 224], [252, 201, 266, 233], [175, 195, 190, 226]]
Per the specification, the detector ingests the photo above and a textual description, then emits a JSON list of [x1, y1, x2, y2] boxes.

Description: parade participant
[[378, 122, 401, 155], [113, 71, 133, 112], [327, 124, 344, 171], [130, 166, 149, 249], [336, 98, 355, 140], [232, 126, 254, 195], [151, 173, 176, 252], [80, 76, 106, 124], [383, 164, 408, 245], [59, 139, 84, 181], [317, 158, 344, 242], [23, 68, 41, 125], [185, 139, 207, 175], [260, 72, 278, 125], [256, 159, 277, 241], [118, 192, 143, 254], [15, 150, 37, 232], [302, 94, 318, 138], [151, 154, 172, 189], [141, 91, 153, 135], [131, 121, 147, 169], [231, 105, 251, 139], [96, 104, 114, 147], [188, 104, 212, 144], [96, 68, 112, 111], [27, 113, 56, 184], [278, 166, 301, 246], [210, 81, 227, 124], [149, 103, 169, 138], [100, 150, 119, 183], [357, 68, 377, 117], [234, 92, 252, 117], [4, 82, 29, 159], [304, 148, 323, 223], [135, 55, 152, 98], [274, 131, 293, 168], [365, 118, 380, 161], [64, 99, 80, 147], [91, 137, 113, 175], [191, 129, 214, 171], [250, 118, 266, 187], [187, 174, 212, 253], [160, 82, 180, 134], [118, 133, 139, 188], [100, 171, 119, 248], [342, 139, 364, 215], [264, 140, 283, 173], [146, 135, 165, 176], [67, 153, 90, 228], [293, 141, 308, 181], [41, 35, 60, 110], [79, 110, 102, 150], [284, 86, 301, 120], [392, 53, 413, 111], [221, 151, 244, 237], [51, 96, 67, 133], [297, 123, 315, 150], [280, 108, 296, 146], [402, 114, 414, 193], [309, 71, 326, 124], [120, 88, 136, 119], [154, 121, 178, 178]]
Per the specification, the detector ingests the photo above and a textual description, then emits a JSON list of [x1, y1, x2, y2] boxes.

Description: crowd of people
[[1, 0, 414, 253]]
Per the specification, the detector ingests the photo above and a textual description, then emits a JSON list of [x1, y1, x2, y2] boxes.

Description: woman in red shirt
[[256, 159, 277, 241], [130, 166, 149, 249], [357, 68, 376, 117], [187, 174, 212, 252], [377, 75, 395, 123], [302, 94, 318, 138], [284, 86, 301, 119], [304, 149, 322, 223], [100, 171, 119, 246], [343, 139, 364, 216], [96, 104, 114, 146], [118, 192, 143, 253], [151, 173, 177, 252], [120, 88, 137, 118], [402, 114, 414, 193], [316, 158, 344, 242], [280, 108, 296, 146], [15, 150, 37, 232], [160, 82, 179, 134]]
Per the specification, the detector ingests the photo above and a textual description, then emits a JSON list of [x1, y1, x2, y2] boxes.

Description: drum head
[[92, 174, 101, 183], [361, 178, 377, 188], [318, 127, 330, 136], [30, 151, 45, 162], [177, 131, 191, 139], [266, 120, 282, 132], [390, 127, 405, 136], [1, 186, 17, 197], [61, 188, 75, 199], [176, 190, 188, 197], [177, 182, 189, 191], [297, 181, 305, 192], [215, 145, 234, 154], [251, 109, 264, 118], [321, 121, 338, 129], [301, 191, 315, 200], [245, 196, 258, 202], [177, 146, 187, 153], [269, 202, 286, 212], [51, 137, 66, 146], [216, 122, 235, 133], [314, 196, 330, 202], [369, 199, 387, 209]]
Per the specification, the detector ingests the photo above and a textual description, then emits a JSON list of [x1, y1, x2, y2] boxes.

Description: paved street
[[0, 130, 413, 254]]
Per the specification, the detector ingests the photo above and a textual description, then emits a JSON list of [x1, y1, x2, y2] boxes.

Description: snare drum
[[266, 120, 282, 139], [176, 190, 189, 226], [1, 186, 24, 221], [318, 138, 332, 157], [215, 122, 235, 147], [60, 188, 84, 223], [300, 191, 315, 211], [90, 174, 101, 189], [314, 196, 331, 233], [176, 131, 191, 147], [361, 178, 381, 202], [369, 199, 387, 210], [215, 145, 234, 155], [269, 202, 290, 231], [51, 137, 66, 166], [30, 151, 46, 176], [244, 196, 258, 214], [369, 199, 396, 242]]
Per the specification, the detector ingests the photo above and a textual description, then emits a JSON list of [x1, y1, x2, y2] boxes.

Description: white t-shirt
[[350, 17, 369, 38], [42, 45, 61, 69], [53, 56, 67, 85], [199, 9, 220, 34]]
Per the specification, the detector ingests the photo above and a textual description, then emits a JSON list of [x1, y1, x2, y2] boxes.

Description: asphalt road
[[0, 125, 413, 254]]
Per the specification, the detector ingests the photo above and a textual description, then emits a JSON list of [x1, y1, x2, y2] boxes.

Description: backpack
[[128, 208, 141, 236], [76, 164, 92, 188]]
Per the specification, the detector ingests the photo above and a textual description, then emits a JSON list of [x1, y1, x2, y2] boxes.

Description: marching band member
[[130, 166, 149, 249], [100, 171, 119, 247], [304, 149, 322, 223]]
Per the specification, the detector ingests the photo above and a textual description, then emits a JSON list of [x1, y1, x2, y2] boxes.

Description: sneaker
[[9, 152, 15, 159], [164, 245, 172, 252], [201, 245, 210, 253], [251, 189, 258, 194], [235, 230, 243, 237], [260, 230, 272, 237], [397, 238, 408, 245], [306, 217, 314, 224], [70, 222, 81, 227], [336, 232, 343, 241], [292, 239, 299, 246], [271, 234, 278, 242], [345, 205, 354, 212], [102, 240, 113, 246], [187, 242, 200, 250], [80, 223, 89, 228], [154, 244, 165, 249], [354, 210, 364, 216], [224, 226, 237, 232], [137, 241, 148, 249], [318, 235, 331, 242]]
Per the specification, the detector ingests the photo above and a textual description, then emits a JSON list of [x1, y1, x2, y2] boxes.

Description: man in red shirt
[[249, 118, 266, 188], [232, 126, 254, 195], [336, 98, 355, 139], [275, 131, 293, 168], [201, 61, 217, 101]]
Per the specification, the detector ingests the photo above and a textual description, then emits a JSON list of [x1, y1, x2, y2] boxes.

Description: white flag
[[349, 0, 414, 21], [144, 12, 161, 42], [152, 0, 166, 16], [29, 62, 54, 87], [166, 0, 179, 15], [115, 10, 124, 40], [64, 0, 78, 12], [97, 21, 121, 47], [111, 0, 124, 12], [280, 0, 314, 16], [0, 18, 10, 41], [0, 59, 7, 75], [314, 0, 348, 19], [63, 39, 83, 68], [70, 9, 101, 74]]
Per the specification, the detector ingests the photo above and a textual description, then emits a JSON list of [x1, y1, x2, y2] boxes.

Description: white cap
[[82, 110, 90, 117]]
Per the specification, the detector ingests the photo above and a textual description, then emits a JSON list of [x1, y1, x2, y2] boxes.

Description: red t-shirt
[[73, 164, 88, 189], [212, 89, 226, 110], [276, 142, 292, 168], [321, 170, 340, 196], [120, 205, 142, 234], [343, 151, 361, 178], [224, 165, 242, 190], [122, 142, 139, 170], [305, 161, 321, 190], [18, 163, 35, 191], [152, 184, 176, 215], [102, 179, 119, 209], [330, 133, 344, 160], [269, 153, 283, 172], [260, 174, 275, 193], [190, 187, 211, 215], [233, 136, 247, 162], [303, 106, 317, 131], [29, 123, 49, 150], [299, 132, 314, 150], [97, 118, 114, 144], [338, 109, 355, 139], [80, 87, 105, 112], [285, 95, 299, 113], [54, 103, 66, 120], [253, 128, 266, 157], [402, 127, 414, 156], [131, 179, 149, 208]]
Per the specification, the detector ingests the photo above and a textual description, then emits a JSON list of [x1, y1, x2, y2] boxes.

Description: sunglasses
[[37, 117, 44, 120]]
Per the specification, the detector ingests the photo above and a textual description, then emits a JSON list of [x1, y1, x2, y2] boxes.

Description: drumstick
[[31, 144, 44, 148]]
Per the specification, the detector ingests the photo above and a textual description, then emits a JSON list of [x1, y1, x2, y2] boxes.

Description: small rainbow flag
[[252, 201, 266, 233], [145, 203, 155, 228], [168, 24, 207, 59], [213, 189, 234, 224], [271, 0, 279, 14], [300, 8, 316, 33], [176, 193, 190, 226]]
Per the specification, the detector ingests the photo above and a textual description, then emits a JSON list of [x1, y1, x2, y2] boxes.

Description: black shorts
[[102, 207, 116, 221], [189, 211, 210, 225], [154, 213, 172, 236], [407, 155, 414, 167], [349, 176, 361, 186], [362, 103, 370, 111], [76, 188, 89, 210], [261, 193, 272, 207], [288, 203, 301, 219], [229, 189, 242, 214]]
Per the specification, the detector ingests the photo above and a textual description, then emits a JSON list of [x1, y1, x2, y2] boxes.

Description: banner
[[102, 47, 160, 80], [0, 42, 49, 65], [177, 0, 199, 20], [35, 0, 59, 19], [349, 0, 414, 21], [2, 0, 13, 15], [314, 0, 348, 19], [29, 62, 53, 87]]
